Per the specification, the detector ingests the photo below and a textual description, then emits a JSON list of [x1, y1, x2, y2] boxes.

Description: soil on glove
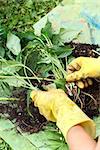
[[0, 43, 99, 133]]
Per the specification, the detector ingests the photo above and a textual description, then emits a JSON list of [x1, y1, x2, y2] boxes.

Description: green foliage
[[0, 18, 73, 150], [0, 19, 73, 97], [26, 21, 73, 80], [0, 1, 99, 150], [0, 0, 62, 32], [23, 123, 69, 150], [0, 139, 12, 150], [0, 117, 69, 150], [0, 59, 22, 75], [55, 78, 66, 91]]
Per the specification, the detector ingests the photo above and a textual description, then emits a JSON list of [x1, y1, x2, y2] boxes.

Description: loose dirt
[[0, 89, 47, 133], [69, 43, 100, 118]]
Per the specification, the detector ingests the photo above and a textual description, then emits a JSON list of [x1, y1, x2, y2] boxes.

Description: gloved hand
[[66, 57, 100, 88], [30, 89, 95, 139]]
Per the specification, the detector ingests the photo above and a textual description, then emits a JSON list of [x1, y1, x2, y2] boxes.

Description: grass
[[0, 0, 62, 32]]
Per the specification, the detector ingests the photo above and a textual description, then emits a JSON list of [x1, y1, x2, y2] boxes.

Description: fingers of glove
[[33, 99, 55, 122], [76, 81, 85, 89], [31, 90, 50, 101], [87, 78, 93, 86], [83, 79, 89, 88], [82, 79, 93, 88], [30, 90, 38, 102], [67, 58, 82, 72], [38, 107, 56, 122], [76, 79, 93, 89], [66, 70, 83, 82]]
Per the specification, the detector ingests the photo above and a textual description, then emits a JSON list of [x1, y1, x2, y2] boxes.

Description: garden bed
[[0, 1, 100, 148], [0, 43, 99, 134]]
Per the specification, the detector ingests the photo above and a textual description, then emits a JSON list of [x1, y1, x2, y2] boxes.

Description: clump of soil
[[0, 43, 99, 133]]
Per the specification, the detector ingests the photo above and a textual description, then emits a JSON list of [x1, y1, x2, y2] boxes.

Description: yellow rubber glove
[[66, 57, 100, 88], [30, 89, 95, 139]]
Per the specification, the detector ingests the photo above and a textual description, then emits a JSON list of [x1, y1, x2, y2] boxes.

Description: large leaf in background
[[0, 129, 37, 150], [0, 60, 22, 75], [22, 123, 69, 150], [0, 118, 37, 150], [93, 116, 100, 137], [6, 33, 21, 56], [0, 117, 69, 150], [0, 118, 15, 131], [0, 117, 100, 150]]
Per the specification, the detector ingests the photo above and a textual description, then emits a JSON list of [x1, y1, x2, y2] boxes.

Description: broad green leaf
[[41, 21, 53, 39], [19, 31, 36, 42], [22, 123, 69, 150], [0, 60, 22, 75], [25, 50, 40, 74], [0, 118, 15, 131], [1, 78, 26, 87], [0, 118, 68, 150], [6, 33, 21, 56], [0, 129, 37, 150], [51, 46, 73, 58], [93, 116, 100, 137], [52, 33, 63, 46], [0, 47, 5, 58], [0, 118, 37, 150]]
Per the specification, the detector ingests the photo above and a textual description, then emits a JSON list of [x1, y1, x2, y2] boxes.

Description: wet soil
[[0, 43, 99, 133]]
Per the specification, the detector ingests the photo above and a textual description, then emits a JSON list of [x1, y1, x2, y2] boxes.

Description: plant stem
[[92, 50, 100, 56], [0, 97, 19, 101], [0, 76, 54, 81]]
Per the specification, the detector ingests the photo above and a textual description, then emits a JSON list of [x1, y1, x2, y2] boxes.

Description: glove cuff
[[56, 105, 96, 140]]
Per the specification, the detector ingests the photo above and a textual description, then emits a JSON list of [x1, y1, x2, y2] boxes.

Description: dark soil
[[71, 43, 99, 58], [0, 89, 47, 133], [0, 43, 99, 133], [70, 43, 100, 118]]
